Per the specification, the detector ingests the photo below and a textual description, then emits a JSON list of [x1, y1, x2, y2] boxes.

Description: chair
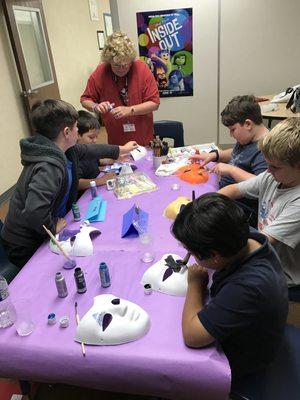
[[153, 120, 184, 148], [229, 324, 300, 400], [0, 220, 19, 283]]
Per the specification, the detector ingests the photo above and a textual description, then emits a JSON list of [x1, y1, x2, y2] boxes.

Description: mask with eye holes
[[75, 295, 150, 345], [49, 221, 101, 257], [141, 254, 188, 297]]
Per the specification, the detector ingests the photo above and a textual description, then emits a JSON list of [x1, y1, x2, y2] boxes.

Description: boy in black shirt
[[172, 193, 288, 394]]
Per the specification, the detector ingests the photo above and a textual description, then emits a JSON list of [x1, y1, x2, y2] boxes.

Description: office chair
[[153, 120, 184, 148], [229, 324, 300, 400], [0, 220, 19, 283]]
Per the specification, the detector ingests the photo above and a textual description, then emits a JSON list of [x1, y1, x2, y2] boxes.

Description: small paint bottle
[[74, 267, 87, 294], [144, 284, 152, 295], [99, 262, 111, 288], [72, 202, 81, 222], [90, 180, 97, 199], [55, 272, 68, 298]]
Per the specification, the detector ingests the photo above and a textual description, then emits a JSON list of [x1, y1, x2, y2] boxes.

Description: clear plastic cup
[[139, 232, 155, 263], [13, 298, 35, 336]]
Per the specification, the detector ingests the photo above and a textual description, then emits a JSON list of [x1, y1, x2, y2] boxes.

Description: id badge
[[123, 123, 136, 132]]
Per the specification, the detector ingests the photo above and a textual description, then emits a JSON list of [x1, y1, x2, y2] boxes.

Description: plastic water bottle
[[0, 276, 16, 328]]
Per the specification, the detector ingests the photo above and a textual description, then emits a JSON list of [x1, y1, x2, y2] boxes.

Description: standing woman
[[80, 32, 160, 146]]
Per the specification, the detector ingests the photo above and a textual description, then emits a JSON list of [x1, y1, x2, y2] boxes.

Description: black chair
[[0, 220, 19, 283], [230, 324, 300, 400], [153, 120, 184, 148]]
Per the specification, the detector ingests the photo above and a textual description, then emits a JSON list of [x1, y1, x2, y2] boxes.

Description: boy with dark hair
[[1, 99, 137, 268], [172, 193, 288, 394], [76, 110, 116, 191], [219, 117, 300, 298], [192, 95, 268, 226]]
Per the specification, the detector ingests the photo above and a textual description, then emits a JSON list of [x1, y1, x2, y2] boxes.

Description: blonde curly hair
[[101, 32, 137, 64]]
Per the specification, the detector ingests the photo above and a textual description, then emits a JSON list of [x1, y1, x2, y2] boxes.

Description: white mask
[[49, 221, 100, 257], [75, 294, 150, 345], [141, 254, 188, 297]]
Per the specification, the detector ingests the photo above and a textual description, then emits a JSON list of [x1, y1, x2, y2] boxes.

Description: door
[[2, 0, 60, 130]]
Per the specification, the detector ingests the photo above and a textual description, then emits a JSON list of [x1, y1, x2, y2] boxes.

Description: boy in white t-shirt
[[219, 117, 300, 299]]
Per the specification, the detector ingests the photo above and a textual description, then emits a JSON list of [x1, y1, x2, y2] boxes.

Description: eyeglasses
[[111, 62, 131, 69]]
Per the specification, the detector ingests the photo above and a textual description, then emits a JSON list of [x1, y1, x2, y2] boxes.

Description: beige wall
[[43, 0, 111, 110], [219, 0, 300, 144], [0, 8, 30, 194], [0, 0, 110, 194], [116, 0, 219, 147]]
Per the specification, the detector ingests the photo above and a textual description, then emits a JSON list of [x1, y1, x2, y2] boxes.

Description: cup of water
[[13, 298, 35, 336], [139, 232, 155, 263]]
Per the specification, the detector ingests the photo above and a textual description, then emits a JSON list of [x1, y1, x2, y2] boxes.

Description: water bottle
[[0, 276, 16, 328], [99, 262, 111, 288], [90, 180, 97, 199]]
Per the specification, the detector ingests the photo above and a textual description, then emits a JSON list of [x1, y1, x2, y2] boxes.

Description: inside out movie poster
[[136, 8, 193, 98]]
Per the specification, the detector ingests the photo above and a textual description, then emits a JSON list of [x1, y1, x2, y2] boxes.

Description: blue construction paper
[[121, 204, 148, 238], [85, 196, 107, 222]]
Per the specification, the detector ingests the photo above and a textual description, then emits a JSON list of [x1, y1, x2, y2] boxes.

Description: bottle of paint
[[74, 267, 87, 294], [99, 262, 111, 288], [90, 180, 97, 199], [55, 272, 68, 298], [72, 203, 81, 221]]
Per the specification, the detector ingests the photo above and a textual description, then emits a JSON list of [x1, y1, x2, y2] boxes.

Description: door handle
[[22, 89, 38, 97]]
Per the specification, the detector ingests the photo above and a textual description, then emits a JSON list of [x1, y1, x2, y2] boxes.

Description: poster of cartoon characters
[[136, 8, 193, 98]]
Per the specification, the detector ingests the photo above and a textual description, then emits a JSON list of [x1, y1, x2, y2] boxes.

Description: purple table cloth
[[0, 156, 231, 400]]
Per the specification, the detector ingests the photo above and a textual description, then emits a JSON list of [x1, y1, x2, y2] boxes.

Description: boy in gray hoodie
[[1, 99, 137, 268]]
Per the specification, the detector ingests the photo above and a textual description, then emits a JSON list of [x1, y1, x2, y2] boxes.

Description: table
[[259, 94, 297, 128], [0, 155, 231, 400]]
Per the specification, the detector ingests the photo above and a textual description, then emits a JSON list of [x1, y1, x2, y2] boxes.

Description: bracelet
[[131, 107, 135, 116], [92, 103, 99, 113], [209, 149, 219, 162]]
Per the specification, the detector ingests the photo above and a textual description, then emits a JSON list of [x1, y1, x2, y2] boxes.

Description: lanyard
[[114, 75, 129, 106]]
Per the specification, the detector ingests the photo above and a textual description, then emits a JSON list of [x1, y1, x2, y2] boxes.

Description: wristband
[[209, 149, 219, 162], [92, 103, 99, 113], [131, 107, 135, 116]]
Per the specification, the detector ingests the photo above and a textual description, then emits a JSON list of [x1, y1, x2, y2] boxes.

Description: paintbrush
[[75, 302, 86, 357], [43, 225, 76, 269], [182, 252, 191, 266]]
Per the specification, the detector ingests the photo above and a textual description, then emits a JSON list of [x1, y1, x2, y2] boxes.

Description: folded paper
[[85, 195, 107, 222], [121, 204, 148, 238]]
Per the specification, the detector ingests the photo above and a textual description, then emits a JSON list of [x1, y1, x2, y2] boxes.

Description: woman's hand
[[111, 106, 131, 119], [94, 102, 115, 114]]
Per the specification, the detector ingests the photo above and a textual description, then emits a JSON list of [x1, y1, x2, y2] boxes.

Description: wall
[[219, 0, 300, 144], [43, 0, 111, 110], [116, 0, 219, 146], [0, 7, 29, 194], [0, 0, 111, 194]]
